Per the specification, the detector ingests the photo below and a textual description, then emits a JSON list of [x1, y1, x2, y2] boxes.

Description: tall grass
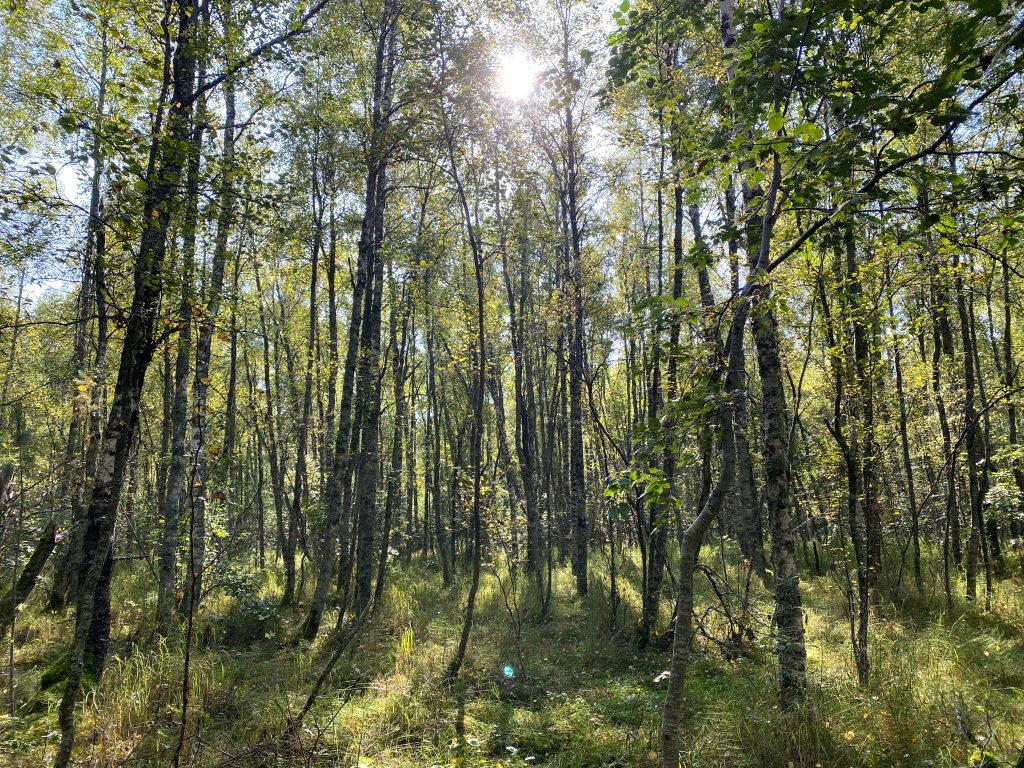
[[2, 546, 1022, 767]]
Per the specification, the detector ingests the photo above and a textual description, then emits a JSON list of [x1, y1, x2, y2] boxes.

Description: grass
[[2, 542, 1023, 767]]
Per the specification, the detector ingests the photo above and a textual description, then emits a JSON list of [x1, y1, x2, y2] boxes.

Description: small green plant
[[396, 625, 415, 671]]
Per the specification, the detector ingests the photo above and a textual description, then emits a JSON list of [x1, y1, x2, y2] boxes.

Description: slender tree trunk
[[282, 144, 321, 608], [54, 0, 198, 759], [0, 522, 57, 636], [660, 303, 744, 768], [845, 228, 882, 607], [956, 267, 988, 603], [427, 303, 451, 585], [185, 75, 235, 613], [889, 291, 923, 593], [352, 238, 386, 613], [351, 128, 392, 613], [300, 179, 370, 638], [488, 361, 522, 561], [51, 25, 108, 612], [723, 186, 767, 581], [156, 56, 213, 632], [499, 203, 541, 583], [157, 264, 192, 633], [254, 262, 287, 564], [375, 295, 409, 606], [222, 219, 243, 510], [437, 19, 486, 677], [727, 37, 807, 705], [565, 101, 588, 600]]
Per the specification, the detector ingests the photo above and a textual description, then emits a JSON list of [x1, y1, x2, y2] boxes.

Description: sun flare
[[496, 50, 539, 102]]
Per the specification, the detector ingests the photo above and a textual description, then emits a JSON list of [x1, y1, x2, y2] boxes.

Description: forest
[[2, 0, 1024, 765]]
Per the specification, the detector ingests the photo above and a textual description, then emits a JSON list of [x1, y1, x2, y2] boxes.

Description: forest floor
[[2, 546, 1024, 767]]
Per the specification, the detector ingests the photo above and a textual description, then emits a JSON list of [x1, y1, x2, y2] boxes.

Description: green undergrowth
[[2, 545, 1023, 767]]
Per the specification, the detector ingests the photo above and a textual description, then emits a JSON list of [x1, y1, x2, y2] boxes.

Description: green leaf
[[768, 111, 784, 133]]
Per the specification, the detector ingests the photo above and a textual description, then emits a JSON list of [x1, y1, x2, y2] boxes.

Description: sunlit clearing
[[496, 50, 538, 102]]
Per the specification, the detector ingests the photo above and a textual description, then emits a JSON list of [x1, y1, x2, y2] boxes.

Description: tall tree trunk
[[564, 97, 588, 600], [375, 294, 409, 606], [723, 185, 767, 581], [185, 75, 236, 613], [50, 24, 108, 612], [254, 262, 288, 564], [54, 0, 198, 759], [426, 300, 452, 585], [499, 200, 541, 583], [845, 228, 882, 608], [660, 302, 744, 768], [956, 266, 989, 603], [405, 318, 419, 561], [222, 220, 242, 511], [156, 261, 193, 633], [728, 39, 807, 708], [352, 233, 386, 612], [488, 361, 522, 561], [350, 41, 395, 611], [437, 14, 486, 678], [155, 54, 212, 632], [282, 143, 322, 608], [752, 269, 807, 706], [889, 291, 923, 593], [300, 182, 368, 637], [921, 186, 959, 603]]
